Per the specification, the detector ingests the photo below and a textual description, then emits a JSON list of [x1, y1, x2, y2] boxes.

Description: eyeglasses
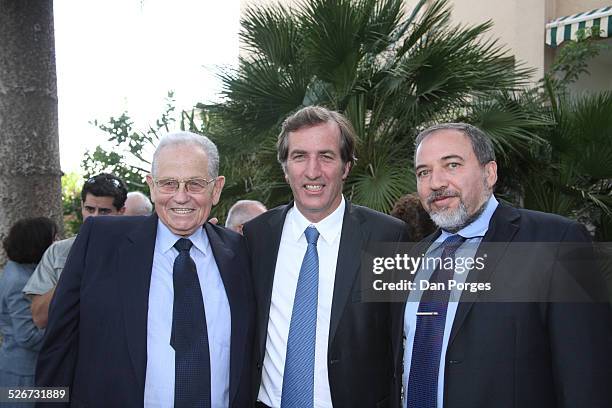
[[154, 177, 216, 194]]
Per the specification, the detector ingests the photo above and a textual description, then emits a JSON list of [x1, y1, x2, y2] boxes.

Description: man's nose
[[429, 168, 448, 190], [172, 184, 190, 203], [305, 157, 322, 179]]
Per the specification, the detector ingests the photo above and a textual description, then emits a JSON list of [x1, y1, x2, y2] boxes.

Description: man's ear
[[118, 207, 126, 215], [341, 162, 351, 180], [212, 176, 226, 205], [484, 161, 498, 189], [145, 174, 156, 203]]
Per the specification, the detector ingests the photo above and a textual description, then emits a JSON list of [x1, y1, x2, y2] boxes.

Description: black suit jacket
[[244, 201, 410, 408], [391, 203, 612, 408], [36, 215, 255, 408]]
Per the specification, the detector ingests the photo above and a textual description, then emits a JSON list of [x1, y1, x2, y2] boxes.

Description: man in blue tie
[[36, 132, 255, 407], [243, 106, 409, 408], [393, 123, 611, 407]]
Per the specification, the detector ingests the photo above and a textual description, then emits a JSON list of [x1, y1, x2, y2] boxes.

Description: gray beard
[[429, 195, 490, 233]]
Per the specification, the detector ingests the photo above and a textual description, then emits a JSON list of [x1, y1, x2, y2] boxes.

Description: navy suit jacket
[[244, 201, 409, 408], [391, 203, 612, 408], [36, 215, 255, 408]]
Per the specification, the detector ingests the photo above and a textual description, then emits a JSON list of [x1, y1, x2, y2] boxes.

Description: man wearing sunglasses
[[36, 132, 254, 408], [23, 173, 128, 329]]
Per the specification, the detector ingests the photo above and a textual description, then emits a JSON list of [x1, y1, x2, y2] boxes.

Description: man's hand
[[31, 287, 55, 329]]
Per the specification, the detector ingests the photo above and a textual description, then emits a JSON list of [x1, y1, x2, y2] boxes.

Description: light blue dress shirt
[[403, 195, 498, 408], [144, 221, 231, 408]]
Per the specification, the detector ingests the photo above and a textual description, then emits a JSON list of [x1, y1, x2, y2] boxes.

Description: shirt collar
[[436, 194, 499, 243], [287, 196, 345, 245], [155, 220, 210, 256]]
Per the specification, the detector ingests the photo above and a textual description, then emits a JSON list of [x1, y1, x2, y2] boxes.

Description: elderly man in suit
[[36, 132, 254, 408], [244, 106, 409, 408], [393, 123, 612, 408]]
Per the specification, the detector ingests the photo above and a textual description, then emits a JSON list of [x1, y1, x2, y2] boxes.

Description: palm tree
[[0, 0, 62, 265], [518, 90, 612, 241], [204, 0, 543, 213], [500, 33, 612, 241]]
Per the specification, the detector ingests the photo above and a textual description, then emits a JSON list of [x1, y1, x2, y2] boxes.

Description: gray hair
[[225, 200, 267, 228], [124, 191, 153, 216], [151, 131, 220, 178], [414, 123, 496, 165]]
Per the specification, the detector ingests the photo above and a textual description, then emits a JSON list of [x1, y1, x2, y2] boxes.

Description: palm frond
[[240, 3, 302, 67], [347, 158, 414, 213]]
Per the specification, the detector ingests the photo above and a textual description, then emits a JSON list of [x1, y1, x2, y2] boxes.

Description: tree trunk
[[0, 0, 63, 268]]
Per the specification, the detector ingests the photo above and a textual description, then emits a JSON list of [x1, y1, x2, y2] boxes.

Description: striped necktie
[[281, 226, 320, 408]]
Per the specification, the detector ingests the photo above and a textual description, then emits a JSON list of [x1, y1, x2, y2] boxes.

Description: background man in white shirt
[[23, 172, 128, 328]]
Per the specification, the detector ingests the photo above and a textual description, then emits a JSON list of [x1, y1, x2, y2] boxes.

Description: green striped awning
[[546, 5, 612, 47]]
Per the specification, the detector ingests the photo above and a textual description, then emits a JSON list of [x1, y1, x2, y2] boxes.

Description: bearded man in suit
[[392, 123, 612, 408]]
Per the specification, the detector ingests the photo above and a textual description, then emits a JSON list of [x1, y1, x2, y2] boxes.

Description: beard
[[429, 199, 471, 232], [426, 187, 491, 233]]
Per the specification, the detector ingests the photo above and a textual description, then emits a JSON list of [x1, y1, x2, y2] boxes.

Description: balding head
[[225, 200, 267, 234], [124, 191, 153, 216]]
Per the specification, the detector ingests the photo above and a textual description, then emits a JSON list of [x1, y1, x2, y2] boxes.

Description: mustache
[[427, 189, 460, 205]]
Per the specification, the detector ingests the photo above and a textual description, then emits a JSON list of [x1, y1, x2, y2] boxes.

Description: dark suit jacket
[[243, 201, 410, 408], [391, 203, 612, 408], [36, 215, 255, 408]]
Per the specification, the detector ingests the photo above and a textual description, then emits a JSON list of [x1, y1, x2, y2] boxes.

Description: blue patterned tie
[[281, 226, 320, 408], [406, 234, 466, 408], [171, 238, 211, 408]]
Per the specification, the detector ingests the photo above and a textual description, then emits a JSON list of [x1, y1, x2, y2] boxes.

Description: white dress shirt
[[144, 221, 231, 408], [258, 198, 346, 408]]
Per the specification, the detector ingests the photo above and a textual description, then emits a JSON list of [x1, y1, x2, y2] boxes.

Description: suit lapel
[[256, 205, 291, 358], [204, 223, 241, 405], [328, 202, 368, 345], [448, 204, 520, 346], [118, 214, 158, 394]]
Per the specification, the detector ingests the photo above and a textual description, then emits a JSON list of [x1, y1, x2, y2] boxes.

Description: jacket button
[[257, 363, 262, 369], [448, 360, 462, 364], [329, 359, 340, 365]]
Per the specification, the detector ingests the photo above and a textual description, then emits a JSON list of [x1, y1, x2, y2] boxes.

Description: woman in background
[[0, 217, 57, 394]]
